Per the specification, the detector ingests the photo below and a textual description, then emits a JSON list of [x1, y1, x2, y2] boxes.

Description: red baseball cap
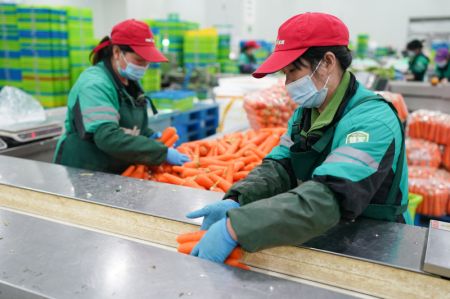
[[94, 19, 168, 63], [253, 13, 349, 78], [244, 41, 261, 50]]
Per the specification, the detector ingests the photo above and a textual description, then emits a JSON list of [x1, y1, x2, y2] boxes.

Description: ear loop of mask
[[311, 59, 330, 89]]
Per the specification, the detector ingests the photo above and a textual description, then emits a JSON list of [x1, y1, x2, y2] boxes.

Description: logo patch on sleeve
[[346, 131, 369, 144]]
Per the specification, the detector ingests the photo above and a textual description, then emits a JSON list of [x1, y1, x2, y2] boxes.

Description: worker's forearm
[[228, 181, 341, 252], [224, 159, 296, 205], [94, 123, 167, 165]]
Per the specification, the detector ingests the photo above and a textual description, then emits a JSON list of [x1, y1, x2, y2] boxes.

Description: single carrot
[[162, 173, 185, 185], [260, 135, 280, 154], [234, 161, 246, 172], [209, 173, 232, 192], [195, 174, 215, 189], [159, 127, 177, 144], [249, 132, 270, 146], [244, 162, 260, 171], [233, 171, 250, 181], [165, 135, 179, 148], [131, 165, 146, 179], [210, 186, 225, 193], [176, 231, 206, 243], [180, 168, 204, 178], [122, 165, 136, 176], [182, 179, 205, 190], [225, 138, 242, 155], [225, 163, 234, 183], [238, 155, 259, 165]]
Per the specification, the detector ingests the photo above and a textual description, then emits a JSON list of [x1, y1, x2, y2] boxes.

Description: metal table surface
[[388, 81, 450, 113], [0, 156, 427, 273], [0, 208, 354, 299]]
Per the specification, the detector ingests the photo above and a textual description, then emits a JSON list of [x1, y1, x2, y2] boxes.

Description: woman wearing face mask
[[434, 48, 450, 83], [406, 39, 429, 82], [185, 13, 410, 264], [238, 41, 260, 74], [54, 19, 190, 173]]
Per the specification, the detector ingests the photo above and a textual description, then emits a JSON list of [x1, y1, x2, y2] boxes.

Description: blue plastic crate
[[170, 103, 219, 145]]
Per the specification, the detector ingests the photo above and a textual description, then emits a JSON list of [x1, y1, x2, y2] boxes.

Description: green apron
[[56, 62, 158, 173], [289, 96, 407, 221]]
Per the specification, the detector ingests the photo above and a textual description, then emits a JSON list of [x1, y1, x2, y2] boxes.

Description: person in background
[[434, 48, 450, 83], [54, 19, 190, 174], [238, 41, 260, 74], [406, 39, 429, 82]]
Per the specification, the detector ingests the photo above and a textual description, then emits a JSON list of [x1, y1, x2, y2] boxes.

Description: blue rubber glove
[[149, 131, 162, 139], [166, 148, 190, 166], [186, 199, 240, 230], [191, 218, 237, 263]]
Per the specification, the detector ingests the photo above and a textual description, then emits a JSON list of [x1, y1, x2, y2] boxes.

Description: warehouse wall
[[246, 0, 450, 49], [8, 0, 450, 50]]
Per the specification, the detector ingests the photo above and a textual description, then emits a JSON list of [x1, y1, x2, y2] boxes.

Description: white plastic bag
[[0, 86, 46, 128]]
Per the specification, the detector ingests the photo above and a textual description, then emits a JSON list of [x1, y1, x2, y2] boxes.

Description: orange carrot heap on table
[[122, 127, 286, 192]]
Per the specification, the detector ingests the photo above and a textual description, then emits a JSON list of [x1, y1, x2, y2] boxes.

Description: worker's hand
[[186, 199, 240, 230], [191, 218, 237, 263], [166, 148, 191, 166], [149, 131, 162, 139]]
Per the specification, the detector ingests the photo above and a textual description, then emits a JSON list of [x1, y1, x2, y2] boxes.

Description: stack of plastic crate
[[183, 28, 218, 68], [149, 90, 195, 112], [66, 7, 95, 86], [141, 23, 162, 92], [0, 3, 22, 88], [147, 17, 199, 67], [18, 6, 70, 108]]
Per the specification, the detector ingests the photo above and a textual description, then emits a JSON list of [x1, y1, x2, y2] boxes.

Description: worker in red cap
[[186, 13, 410, 264], [54, 19, 190, 173], [238, 40, 260, 74]]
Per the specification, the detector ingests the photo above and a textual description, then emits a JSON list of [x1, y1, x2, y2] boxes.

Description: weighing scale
[[0, 120, 63, 147], [423, 220, 450, 278]]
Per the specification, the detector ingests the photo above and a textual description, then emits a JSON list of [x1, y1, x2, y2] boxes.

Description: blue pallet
[[415, 213, 450, 227], [171, 103, 219, 145], [171, 103, 218, 125]]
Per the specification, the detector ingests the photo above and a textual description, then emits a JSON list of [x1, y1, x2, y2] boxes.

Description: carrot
[[159, 127, 177, 144], [180, 168, 204, 178], [210, 186, 225, 193], [225, 259, 250, 271], [176, 230, 206, 243], [199, 157, 230, 167], [238, 155, 259, 165], [233, 171, 250, 181], [225, 163, 234, 183], [234, 161, 246, 172], [162, 173, 185, 185], [214, 154, 239, 161], [177, 241, 197, 254], [225, 138, 242, 155], [165, 135, 179, 148], [244, 162, 260, 171], [121, 165, 136, 176], [249, 132, 270, 146], [131, 165, 146, 179], [208, 173, 232, 192], [195, 174, 215, 189], [182, 179, 205, 190], [260, 135, 280, 154]]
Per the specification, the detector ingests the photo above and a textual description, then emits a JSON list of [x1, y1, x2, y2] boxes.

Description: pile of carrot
[[410, 178, 449, 217], [243, 81, 297, 130], [407, 110, 450, 145], [443, 145, 450, 171], [408, 166, 450, 216], [122, 127, 286, 192], [406, 138, 442, 168], [376, 91, 409, 122], [121, 127, 179, 179]]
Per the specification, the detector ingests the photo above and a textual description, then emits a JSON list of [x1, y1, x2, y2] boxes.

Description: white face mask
[[286, 60, 330, 108], [436, 61, 447, 68]]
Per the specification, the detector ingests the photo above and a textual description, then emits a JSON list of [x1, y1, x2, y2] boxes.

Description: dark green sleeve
[[223, 158, 297, 205], [94, 122, 167, 165], [228, 181, 341, 252]]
